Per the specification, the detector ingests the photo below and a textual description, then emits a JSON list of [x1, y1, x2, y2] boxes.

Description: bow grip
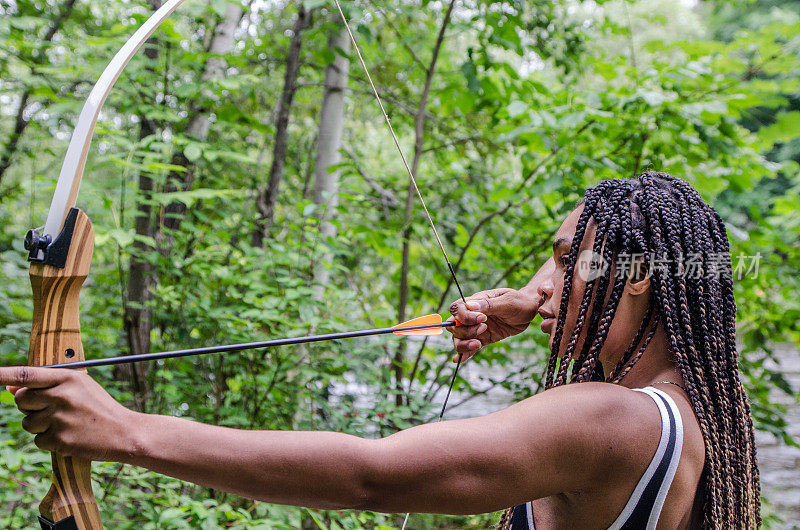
[[28, 208, 103, 529]]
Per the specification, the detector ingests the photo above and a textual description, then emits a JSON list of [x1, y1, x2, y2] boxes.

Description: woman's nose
[[537, 279, 554, 301]]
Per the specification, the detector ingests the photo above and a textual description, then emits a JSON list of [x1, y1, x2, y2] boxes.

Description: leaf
[[639, 90, 667, 107], [184, 143, 203, 162], [304, 0, 327, 9], [152, 188, 238, 208], [302, 203, 317, 217], [758, 111, 800, 145], [506, 100, 528, 118]]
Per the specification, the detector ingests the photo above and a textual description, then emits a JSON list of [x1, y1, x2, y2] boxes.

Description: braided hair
[[496, 172, 760, 529]]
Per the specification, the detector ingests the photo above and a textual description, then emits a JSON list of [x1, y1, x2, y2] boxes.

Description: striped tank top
[[509, 387, 685, 530]]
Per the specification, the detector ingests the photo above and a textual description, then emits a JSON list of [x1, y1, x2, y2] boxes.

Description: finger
[[463, 288, 515, 313], [452, 345, 479, 363], [449, 322, 488, 340], [14, 388, 51, 413], [0, 367, 73, 389], [6, 386, 22, 395], [463, 291, 509, 314], [448, 300, 487, 326], [22, 408, 54, 435], [453, 337, 482, 356], [34, 431, 58, 452], [468, 289, 534, 318]]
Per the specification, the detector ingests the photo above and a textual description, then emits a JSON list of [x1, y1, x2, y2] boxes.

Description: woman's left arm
[[1, 367, 645, 514]]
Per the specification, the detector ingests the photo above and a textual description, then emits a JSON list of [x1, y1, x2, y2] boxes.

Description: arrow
[[46, 314, 457, 370]]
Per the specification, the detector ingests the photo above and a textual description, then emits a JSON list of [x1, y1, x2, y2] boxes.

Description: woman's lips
[[541, 318, 556, 334]]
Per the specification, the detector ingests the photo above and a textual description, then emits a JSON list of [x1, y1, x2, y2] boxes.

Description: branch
[[342, 147, 402, 216]]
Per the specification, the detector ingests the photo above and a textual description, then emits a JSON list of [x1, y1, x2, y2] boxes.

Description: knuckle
[[21, 415, 32, 432], [56, 430, 72, 448], [50, 438, 65, 454], [61, 369, 80, 386], [34, 433, 49, 451], [51, 411, 70, 431], [13, 388, 27, 407], [49, 385, 72, 405], [44, 388, 64, 405], [16, 367, 31, 386]]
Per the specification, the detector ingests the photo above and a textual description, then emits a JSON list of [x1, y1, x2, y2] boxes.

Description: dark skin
[[2, 206, 705, 528]]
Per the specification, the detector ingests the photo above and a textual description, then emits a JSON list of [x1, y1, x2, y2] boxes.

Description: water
[[754, 344, 800, 527]]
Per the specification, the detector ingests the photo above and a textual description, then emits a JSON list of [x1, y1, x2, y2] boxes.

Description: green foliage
[[1, 0, 798, 527]]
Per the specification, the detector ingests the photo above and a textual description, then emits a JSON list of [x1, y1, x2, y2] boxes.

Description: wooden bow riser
[[28, 209, 103, 529]]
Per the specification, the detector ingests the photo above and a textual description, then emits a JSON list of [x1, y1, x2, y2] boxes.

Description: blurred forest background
[[1, 0, 799, 527]]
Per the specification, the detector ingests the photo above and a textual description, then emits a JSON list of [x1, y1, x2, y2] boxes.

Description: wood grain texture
[[28, 209, 103, 529]]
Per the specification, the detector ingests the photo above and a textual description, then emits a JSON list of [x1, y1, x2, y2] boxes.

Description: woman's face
[[537, 205, 652, 371]]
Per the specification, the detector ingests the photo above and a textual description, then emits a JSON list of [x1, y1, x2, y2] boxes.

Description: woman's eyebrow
[[552, 236, 571, 254]]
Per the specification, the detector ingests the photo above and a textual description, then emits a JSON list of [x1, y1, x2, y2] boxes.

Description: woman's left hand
[[0, 366, 138, 462]]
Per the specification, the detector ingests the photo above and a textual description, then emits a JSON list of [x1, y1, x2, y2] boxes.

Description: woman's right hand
[[448, 288, 542, 362]]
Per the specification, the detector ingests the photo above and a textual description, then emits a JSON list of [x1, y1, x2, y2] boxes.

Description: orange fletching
[[392, 313, 445, 336]]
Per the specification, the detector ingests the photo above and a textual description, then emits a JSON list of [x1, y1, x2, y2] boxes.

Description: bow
[[23, 1, 464, 528], [22, 1, 202, 527]]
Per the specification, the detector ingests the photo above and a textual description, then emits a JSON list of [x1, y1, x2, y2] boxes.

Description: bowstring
[[332, 2, 467, 528]]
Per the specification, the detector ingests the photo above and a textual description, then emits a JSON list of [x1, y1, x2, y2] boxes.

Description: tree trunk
[[119, 0, 165, 411], [252, 5, 309, 246], [121, 116, 157, 411], [311, 22, 350, 294], [395, 0, 457, 403], [122, 0, 242, 408], [160, 1, 244, 233], [0, 0, 77, 186]]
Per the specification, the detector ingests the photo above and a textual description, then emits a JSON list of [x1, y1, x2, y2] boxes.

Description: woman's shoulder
[[539, 383, 702, 474], [467, 381, 701, 504], [523, 381, 666, 430], [505, 382, 667, 476], [542, 382, 705, 514]]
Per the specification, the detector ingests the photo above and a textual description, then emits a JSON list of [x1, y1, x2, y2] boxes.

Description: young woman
[[2, 172, 760, 528]]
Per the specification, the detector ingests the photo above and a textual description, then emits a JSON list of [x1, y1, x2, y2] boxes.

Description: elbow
[[341, 439, 401, 512], [330, 475, 386, 512], [343, 486, 379, 512]]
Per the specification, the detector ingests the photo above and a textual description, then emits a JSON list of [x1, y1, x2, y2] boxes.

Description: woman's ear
[[626, 256, 650, 295]]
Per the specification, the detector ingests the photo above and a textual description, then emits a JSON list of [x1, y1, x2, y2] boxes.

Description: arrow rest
[[38, 515, 79, 530], [25, 208, 80, 268]]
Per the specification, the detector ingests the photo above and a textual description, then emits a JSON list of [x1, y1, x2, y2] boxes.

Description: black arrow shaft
[[47, 321, 456, 370]]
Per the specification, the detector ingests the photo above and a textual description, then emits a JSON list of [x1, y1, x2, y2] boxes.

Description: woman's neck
[[609, 324, 684, 389]]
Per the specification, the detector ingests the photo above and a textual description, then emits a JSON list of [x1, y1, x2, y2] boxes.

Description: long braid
[[545, 193, 599, 387], [495, 172, 759, 529], [574, 186, 633, 382], [567, 188, 628, 382], [677, 184, 737, 520]]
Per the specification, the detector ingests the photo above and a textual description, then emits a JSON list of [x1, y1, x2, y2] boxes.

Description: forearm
[[123, 412, 519, 515], [125, 412, 375, 510]]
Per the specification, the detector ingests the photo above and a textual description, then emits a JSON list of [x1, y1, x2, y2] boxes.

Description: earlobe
[[626, 275, 650, 295]]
